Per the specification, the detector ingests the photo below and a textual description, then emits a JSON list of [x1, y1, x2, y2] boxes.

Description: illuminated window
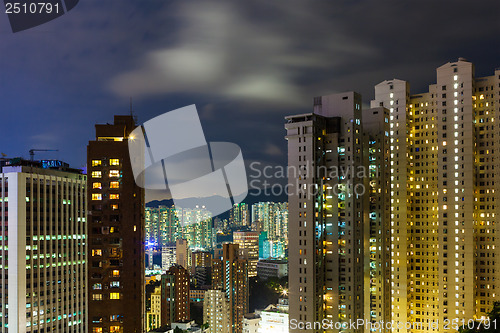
[[110, 281, 120, 288], [110, 194, 120, 200], [110, 326, 121, 333], [93, 294, 102, 301], [110, 293, 120, 300], [111, 204, 119, 210], [92, 171, 102, 178], [92, 328, 103, 333], [93, 182, 102, 189], [92, 249, 102, 256], [92, 160, 102, 167], [109, 159, 120, 166], [110, 181, 120, 189], [109, 170, 120, 177], [93, 283, 102, 290], [112, 270, 120, 277], [92, 194, 102, 201]]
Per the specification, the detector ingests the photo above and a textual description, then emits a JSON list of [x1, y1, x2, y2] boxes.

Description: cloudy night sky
[[1, 0, 500, 202]]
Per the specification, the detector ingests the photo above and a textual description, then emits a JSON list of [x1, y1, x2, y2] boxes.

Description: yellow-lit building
[[371, 58, 500, 333]]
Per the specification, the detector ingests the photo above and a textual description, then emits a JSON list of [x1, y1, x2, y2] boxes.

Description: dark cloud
[[1, 0, 499, 183]]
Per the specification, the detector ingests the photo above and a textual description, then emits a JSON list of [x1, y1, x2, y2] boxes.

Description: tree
[[459, 302, 500, 333]]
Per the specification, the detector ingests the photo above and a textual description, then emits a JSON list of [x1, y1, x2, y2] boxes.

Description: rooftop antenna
[[130, 97, 138, 124]]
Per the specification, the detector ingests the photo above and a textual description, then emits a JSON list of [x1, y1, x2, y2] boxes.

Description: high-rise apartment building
[[233, 231, 259, 277], [251, 202, 288, 244], [162, 243, 176, 271], [0, 159, 87, 332], [177, 206, 213, 250], [363, 107, 392, 329], [161, 264, 190, 325], [87, 115, 145, 333], [212, 243, 249, 333], [370, 59, 500, 332], [176, 238, 189, 269], [191, 251, 212, 288], [286, 92, 389, 332], [146, 286, 162, 331], [203, 289, 230, 333], [230, 203, 250, 227]]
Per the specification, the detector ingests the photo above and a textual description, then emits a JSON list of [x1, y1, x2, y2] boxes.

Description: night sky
[[1, 0, 499, 202]]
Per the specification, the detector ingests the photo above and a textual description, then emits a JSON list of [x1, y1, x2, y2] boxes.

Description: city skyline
[[1, 1, 499, 195], [2, 3, 500, 332]]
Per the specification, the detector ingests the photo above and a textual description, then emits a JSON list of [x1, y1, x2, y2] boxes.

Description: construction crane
[[29, 149, 58, 161]]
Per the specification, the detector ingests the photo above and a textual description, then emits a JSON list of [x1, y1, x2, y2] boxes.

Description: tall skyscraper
[[161, 264, 190, 325], [233, 231, 259, 277], [87, 115, 145, 333], [212, 243, 249, 333], [285, 92, 377, 332], [371, 59, 500, 332], [363, 106, 392, 329], [0, 159, 87, 332]]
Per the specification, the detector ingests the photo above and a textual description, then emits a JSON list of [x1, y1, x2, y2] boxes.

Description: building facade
[[161, 264, 190, 326], [212, 243, 249, 333], [203, 290, 230, 333], [233, 231, 259, 277], [0, 160, 87, 332], [87, 115, 145, 333], [286, 92, 373, 332], [371, 59, 500, 332], [146, 286, 162, 331]]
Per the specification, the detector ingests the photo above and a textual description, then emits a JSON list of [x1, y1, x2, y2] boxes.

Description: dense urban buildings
[[87, 115, 145, 333], [0, 158, 87, 332], [230, 203, 250, 227], [370, 59, 500, 332], [286, 59, 500, 333]]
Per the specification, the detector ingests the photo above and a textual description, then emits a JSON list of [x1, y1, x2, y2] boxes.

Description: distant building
[[87, 115, 145, 333], [257, 259, 288, 280], [242, 314, 260, 333], [147, 286, 162, 331], [230, 202, 250, 227], [177, 206, 213, 250], [212, 244, 249, 333], [259, 299, 289, 333], [190, 289, 206, 303], [161, 264, 190, 325], [233, 231, 259, 277], [162, 243, 176, 271], [176, 238, 189, 269], [191, 250, 212, 288], [203, 290, 230, 333], [0, 159, 87, 332], [251, 202, 288, 245]]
